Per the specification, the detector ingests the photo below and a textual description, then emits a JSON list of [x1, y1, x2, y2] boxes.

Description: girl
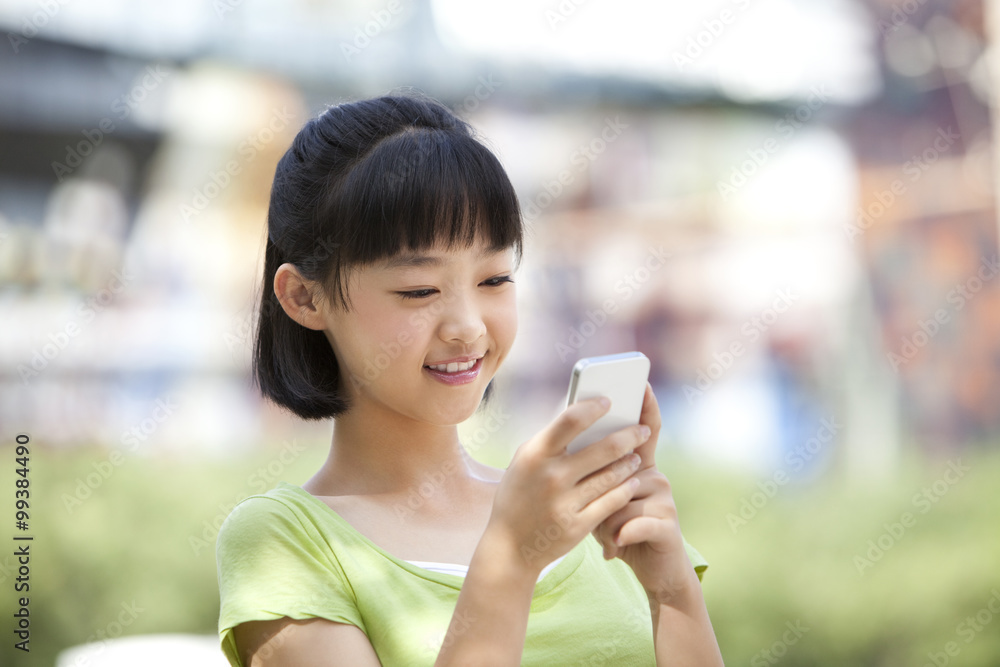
[[216, 92, 723, 666]]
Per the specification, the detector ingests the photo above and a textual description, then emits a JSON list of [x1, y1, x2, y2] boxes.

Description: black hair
[[253, 92, 524, 420]]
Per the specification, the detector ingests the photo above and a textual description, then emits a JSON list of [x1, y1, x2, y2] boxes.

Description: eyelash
[[397, 275, 514, 300]]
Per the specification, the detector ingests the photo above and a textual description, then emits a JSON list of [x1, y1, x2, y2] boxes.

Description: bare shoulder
[[233, 617, 381, 667]]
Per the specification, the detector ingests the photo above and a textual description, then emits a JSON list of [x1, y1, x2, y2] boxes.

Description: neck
[[303, 396, 491, 500]]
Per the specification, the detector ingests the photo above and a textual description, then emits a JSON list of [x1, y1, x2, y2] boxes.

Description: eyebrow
[[380, 246, 507, 270]]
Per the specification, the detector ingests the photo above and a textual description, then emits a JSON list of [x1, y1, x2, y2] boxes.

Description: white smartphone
[[563, 351, 651, 454]]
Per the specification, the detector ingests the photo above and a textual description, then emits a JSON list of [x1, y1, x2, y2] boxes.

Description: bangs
[[316, 127, 523, 308], [256, 92, 517, 420]]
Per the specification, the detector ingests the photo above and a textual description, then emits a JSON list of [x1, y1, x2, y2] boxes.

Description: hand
[[629, 382, 661, 474], [484, 396, 649, 576], [591, 383, 698, 604]]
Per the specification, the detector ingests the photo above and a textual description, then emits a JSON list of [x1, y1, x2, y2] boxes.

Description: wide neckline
[[275, 481, 586, 595], [404, 555, 568, 581]]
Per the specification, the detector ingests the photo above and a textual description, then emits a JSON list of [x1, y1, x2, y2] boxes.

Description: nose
[[436, 284, 486, 345]]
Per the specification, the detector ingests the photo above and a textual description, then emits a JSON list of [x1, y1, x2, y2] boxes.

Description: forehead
[[377, 242, 513, 271]]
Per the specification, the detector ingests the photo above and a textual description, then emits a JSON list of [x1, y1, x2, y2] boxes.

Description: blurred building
[[0, 0, 996, 479]]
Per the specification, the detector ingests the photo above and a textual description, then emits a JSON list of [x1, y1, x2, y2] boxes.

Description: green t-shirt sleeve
[[216, 495, 364, 667], [682, 534, 709, 582]]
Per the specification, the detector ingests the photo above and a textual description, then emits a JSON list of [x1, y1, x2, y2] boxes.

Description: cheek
[[355, 305, 427, 365], [491, 293, 518, 343]]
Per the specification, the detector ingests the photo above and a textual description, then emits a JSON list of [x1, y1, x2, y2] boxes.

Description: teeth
[[427, 359, 477, 373]]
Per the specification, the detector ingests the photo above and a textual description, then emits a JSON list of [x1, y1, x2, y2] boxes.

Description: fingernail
[[629, 478, 640, 490], [639, 425, 651, 440], [599, 396, 611, 409], [628, 453, 641, 467]]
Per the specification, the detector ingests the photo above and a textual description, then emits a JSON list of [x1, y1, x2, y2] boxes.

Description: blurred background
[[1, 0, 999, 664]]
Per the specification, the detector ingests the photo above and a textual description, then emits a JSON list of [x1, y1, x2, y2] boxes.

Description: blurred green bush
[[667, 447, 1000, 666], [1, 441, 997, 666]]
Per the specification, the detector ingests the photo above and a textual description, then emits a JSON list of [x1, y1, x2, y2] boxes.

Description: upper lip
[[424, 354, 484, 366]]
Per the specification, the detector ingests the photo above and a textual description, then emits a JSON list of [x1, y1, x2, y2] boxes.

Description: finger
[[577, 474, 640, 532], [539, 396, 612, 456], [570, 422, 651, 484], [575, 450, 641, 510], [593, 515, 626, 561], [632, 383, 662, 470], [593, 489, 650, 559], [598, 509, 675, 561], [615, 515, 673, 549], [598, 495, 656, 554], [593, 470, 673, 556]]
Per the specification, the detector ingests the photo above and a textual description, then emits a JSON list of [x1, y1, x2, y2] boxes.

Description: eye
[[483, 275, 515, 287], [396, 275, 513, 300], [397, 288, 437, 300]]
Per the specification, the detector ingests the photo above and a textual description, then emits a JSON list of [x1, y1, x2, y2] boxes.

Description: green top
[[216, 481, 709, 667]]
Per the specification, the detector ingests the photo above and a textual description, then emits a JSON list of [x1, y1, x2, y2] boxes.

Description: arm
[[607, 494, 723, 667], [592, 383, 724, 665], [432, 527, 539, 666], [231, 531, 539, 667], [648, 568, 724, 666], [233, 398, 647, 666], [432, 396, 649, 665], [233, 617, 382, 667], [230, 535, 537, 667]]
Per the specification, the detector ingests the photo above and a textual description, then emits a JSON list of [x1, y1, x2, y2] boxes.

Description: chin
[[431, 392, 487, 426]]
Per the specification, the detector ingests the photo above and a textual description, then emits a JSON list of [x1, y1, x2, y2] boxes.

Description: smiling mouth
[[423, 355, 484, 373]]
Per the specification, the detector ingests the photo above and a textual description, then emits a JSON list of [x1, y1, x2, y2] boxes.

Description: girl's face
[[320, 235, 518, 426]]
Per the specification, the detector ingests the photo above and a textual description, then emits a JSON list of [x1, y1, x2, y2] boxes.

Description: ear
[[273, 263, 328, 331]]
